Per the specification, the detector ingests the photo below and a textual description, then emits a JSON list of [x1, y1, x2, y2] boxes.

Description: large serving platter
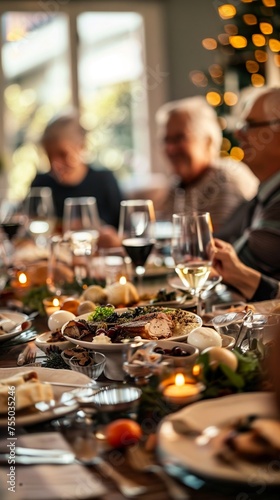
[[157, 392, 280, 485], [0, 367, 91, 427], [62, 307, 203, 351], [0, 309, 30, 343]]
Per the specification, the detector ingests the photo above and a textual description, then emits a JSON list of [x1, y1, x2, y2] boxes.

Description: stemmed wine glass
[[23, 187, 55, 248], [118, 200, 156, 290], [63, 197, 101, 285], [0, 196, 26, 263], [171, 212, 214, 316]]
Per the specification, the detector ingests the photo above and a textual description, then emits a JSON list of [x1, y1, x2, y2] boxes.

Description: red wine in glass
[[122, 238, 154, 267], [0, 221, 23, 241]]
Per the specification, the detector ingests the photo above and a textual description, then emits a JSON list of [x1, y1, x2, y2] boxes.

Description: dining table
[[0, 269, 280, 500]]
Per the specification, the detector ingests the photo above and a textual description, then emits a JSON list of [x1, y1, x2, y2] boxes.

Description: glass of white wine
[[171, 212, 214, 316]]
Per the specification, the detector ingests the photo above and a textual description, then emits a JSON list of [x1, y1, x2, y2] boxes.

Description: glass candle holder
[[158, 363, 204, 408]]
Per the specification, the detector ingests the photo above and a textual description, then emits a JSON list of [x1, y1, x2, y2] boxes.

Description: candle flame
[[119, 276, 127, 285], [18, 272, 27, 284], [53, 298, 60, 307], [175, 373, 185, 387], [192, 364, 200, 377]]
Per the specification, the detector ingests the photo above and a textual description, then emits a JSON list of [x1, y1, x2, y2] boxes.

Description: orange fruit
[[61, 298, 80, 316], [105, 419, 142, 448]]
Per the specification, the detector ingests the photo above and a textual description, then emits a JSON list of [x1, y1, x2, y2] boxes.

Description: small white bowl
[[154, 340, 199, 368], [35, 331, 74, 354]]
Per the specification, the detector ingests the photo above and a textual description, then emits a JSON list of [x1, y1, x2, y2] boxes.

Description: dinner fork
[[126, 444, 189, 499]]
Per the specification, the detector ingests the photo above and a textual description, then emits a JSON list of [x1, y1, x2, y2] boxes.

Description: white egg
[[48, 310, 76, 331], [202, 346, 238, 372], [188, 327, 222, 350]]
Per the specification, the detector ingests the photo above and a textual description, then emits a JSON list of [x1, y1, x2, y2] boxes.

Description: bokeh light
[[221, 137, 231, 152], [274, 54, 280, 67], [224, 91, 238, 106], [246, 60, 260, 73], [189, 70, 208, 87], [262, 0, 276, 7], [260, 22, 273, 35], [255, 49, 268, 62], [230, 147, 244, 161], [202, 38, 217, 50], [229, 35, 247, 48], [206, 91, 222, 106], [243, 14, 257, 25], [269, 39, 280, 52], [218, 33, 230, 45], [252, 34, 266, 47], [224, 24, 238, 35], [251, 74, 265, 87], [218, 5, 237, 20]]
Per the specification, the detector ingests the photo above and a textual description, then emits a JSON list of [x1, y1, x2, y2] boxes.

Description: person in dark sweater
[[30, 112, 122, 240]]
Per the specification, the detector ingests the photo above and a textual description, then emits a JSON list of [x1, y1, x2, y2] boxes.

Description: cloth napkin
[[0, 433, 107, 500]]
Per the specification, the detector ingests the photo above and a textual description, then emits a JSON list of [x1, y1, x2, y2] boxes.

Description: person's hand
[[213, 238, 261, 299]]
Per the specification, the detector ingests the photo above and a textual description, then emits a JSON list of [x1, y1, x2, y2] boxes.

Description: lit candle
[[163, 373, 200, 406], [43, 296, 62, 317], [119, 276, 127, 285]]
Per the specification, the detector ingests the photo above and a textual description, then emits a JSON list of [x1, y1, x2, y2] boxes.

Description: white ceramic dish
[[157, 392, 279, 485], [62, 308, 203, 351], [35, 331, 74, 353], [0, 366, 92, 427], [0, 309, 30, 343]]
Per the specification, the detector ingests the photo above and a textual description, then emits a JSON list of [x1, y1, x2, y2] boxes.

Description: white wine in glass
[[172, 212, 214, 315], [118, 200, 156, 287]]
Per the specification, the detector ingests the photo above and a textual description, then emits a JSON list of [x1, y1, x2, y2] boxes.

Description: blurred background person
[[155, 96, 258, 232], [30, 112, 122, 231], [217, 87, 280, 280]]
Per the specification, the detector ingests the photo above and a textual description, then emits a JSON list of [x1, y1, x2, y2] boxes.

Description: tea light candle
[[119, 276, 127, 285], [43, 296, 61, 317], [10, 271, 31, 299], [163, 373, 201, 406]]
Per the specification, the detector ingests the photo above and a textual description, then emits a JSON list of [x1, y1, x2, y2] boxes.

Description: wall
[[164, 0, 223, 100]]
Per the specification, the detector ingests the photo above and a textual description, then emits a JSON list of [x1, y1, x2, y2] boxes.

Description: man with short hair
[[217, 87, 280, 280]]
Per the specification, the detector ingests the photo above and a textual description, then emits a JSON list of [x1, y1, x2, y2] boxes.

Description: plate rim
[[62, 307, 203, 350], [0, 366, 90, 426], [157, 391, 279, 485], [0, 309, 29, 343]]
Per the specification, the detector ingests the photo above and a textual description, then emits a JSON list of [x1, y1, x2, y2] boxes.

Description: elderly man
[[217, 87, 280, 281], [155, 96, 258, 231]]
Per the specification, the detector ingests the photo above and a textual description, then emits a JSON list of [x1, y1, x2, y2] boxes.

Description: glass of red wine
[[0, 198, 26, 263], [118, 200, 156, 291]]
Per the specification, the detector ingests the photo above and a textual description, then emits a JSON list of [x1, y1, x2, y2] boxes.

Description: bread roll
[[0, 370, 38, 387], [82, 285, 108, 304], [106, 281, 139, 306]]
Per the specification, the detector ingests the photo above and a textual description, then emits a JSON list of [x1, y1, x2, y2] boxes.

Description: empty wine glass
[[24, 187, 55, 248], [171, 212, 214, 316], [118, 200, 156, 290], [63, 197, 100, 252]]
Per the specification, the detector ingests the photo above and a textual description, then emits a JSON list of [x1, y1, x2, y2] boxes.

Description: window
[[0, 2, 167, 199]]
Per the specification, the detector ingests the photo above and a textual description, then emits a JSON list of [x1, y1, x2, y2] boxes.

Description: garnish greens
[[88, 305, 115, 321], [197, 349, 265, 399]]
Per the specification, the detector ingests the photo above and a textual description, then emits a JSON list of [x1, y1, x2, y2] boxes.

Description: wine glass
[[118, 200, 156, 290], [171, 212, 214, 316], [63, 197, 101, 285], [0, 243, 8, 292], [24, 187, 55, 248], [0, 196, 26, 262]]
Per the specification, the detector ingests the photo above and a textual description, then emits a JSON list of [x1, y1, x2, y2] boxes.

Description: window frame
[[0, 0, 168, 176]]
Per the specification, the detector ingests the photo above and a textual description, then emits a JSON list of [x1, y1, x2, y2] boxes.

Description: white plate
[[157, 392, 279, 485], [0, 366, 91, 426], [0, 309, 29, 343], [35, 331, 74, 353], [62, 308, 203, 351]]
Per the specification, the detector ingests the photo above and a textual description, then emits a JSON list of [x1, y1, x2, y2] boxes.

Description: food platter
[[0, 309, 31, 343], [62, 307, 203, 351], [157, 392, 280, 485], [0, 367, 91, 427]]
